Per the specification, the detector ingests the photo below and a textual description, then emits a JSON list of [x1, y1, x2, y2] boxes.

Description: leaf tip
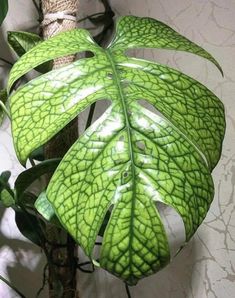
[[212, 58, 224, 77], [15, 149, 27, 167]]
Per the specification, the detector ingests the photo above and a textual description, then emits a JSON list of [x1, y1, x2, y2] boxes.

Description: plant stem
[[85, 103, 96, 130], [36, 264, 48, 297], [32, 0, 41, 14], [0, 57, 13, 66], [29, 157, 36, 167], [77, 12, 104, 23], [125, 283, 132, 298], [0, 275, 26, 298]]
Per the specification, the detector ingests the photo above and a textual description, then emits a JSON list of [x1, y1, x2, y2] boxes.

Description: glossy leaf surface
[[35, 191, 59, 225], [9, 16, 225, 284]]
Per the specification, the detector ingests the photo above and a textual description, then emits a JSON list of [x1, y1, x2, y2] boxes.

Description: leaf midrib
[[106, 49, 137, 272]]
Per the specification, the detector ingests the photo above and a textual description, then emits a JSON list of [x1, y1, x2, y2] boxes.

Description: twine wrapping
[[42, 0, 78, 68], [43, 10, 77, 26]]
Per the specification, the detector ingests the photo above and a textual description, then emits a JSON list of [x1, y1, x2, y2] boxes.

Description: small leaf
[[15, 209, 45, 246], [35, 191, 60, 225], [0, 0, 8, 25], [8, 31, 52, 73], [0, 170, 11, 184], [15, 158, 61, 198], [0, 189, 15, 207], [8, 31, 41, 56], [0, 171, 14, 197], [0, 89, 8, 125]]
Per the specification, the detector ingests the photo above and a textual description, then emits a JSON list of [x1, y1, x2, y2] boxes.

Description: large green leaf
[[8, 16, 225, 284], [0, 0, 8, 25]]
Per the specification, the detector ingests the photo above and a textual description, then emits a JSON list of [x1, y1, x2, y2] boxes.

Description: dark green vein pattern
[[8, 16, 225, 284]]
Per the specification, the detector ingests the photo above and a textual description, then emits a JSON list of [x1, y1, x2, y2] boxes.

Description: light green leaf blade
[[0, 189, 15, 207], [109, 16, 222, 74], [9, 16, 225, 284], [116, 57, 225, 170], [8, 29, 100, 91], [47, 103, 214, 284], [35, 191, 59, 225], [10, 55, 112, 163]]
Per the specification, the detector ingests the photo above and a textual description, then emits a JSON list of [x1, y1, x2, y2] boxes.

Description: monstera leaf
[[8, 16, 225, 284]]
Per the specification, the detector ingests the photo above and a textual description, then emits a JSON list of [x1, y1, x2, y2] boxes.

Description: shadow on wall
[[77, 229, 200, 298], [0, 207, 48, 298]]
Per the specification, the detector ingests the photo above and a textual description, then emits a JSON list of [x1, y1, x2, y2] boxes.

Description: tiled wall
[[0, 0, 234, 297]]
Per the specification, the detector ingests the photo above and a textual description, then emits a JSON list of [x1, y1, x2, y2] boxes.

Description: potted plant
[[0, 1, 225, 297]]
